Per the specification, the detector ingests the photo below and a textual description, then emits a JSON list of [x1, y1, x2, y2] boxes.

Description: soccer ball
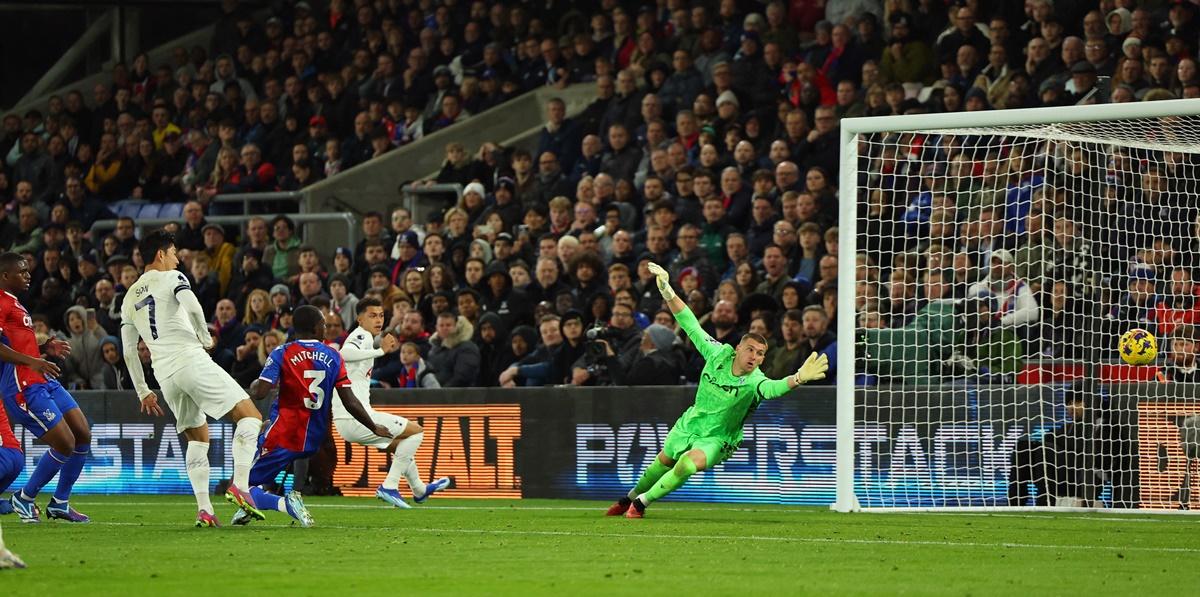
[[1119, 328, 1158, 365]]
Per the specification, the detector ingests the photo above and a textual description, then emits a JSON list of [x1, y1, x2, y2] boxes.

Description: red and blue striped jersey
[[0, 291, 47, 398], [258, 339, 351, 453]]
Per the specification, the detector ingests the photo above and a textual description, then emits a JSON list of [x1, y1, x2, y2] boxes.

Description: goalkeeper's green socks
[[638, 457, 698, 505], [627, 458, 673, 500]]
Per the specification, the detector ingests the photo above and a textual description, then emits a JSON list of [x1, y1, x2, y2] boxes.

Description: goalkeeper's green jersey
[[671, 306, 794, 445]]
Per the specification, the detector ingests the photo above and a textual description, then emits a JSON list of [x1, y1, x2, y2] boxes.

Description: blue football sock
[[53, 445, 90, 503], [22, 449, 70, 499], [249, 486, 287, 513]]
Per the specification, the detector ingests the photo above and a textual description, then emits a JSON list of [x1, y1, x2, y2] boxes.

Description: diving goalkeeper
[[607, 263, 828, 519]]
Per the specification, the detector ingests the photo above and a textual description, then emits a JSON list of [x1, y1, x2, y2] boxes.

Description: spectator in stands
[[1163, 324, 1200, 383], [880, 13, 935, 84], [174, 200, 207, 251], [762, 308, 804, 378], [99, 336, 129, 390], [702, 299, 742, 346], [202, 223, 236, 296], [428, 311, 481, 387], [537, 98, 581, 172], [606, 323, 684, 386], [62, 305, 106, 389], [967, 248, 1040, 331], [263, 214, 301, 281], [354, 210, 390, 262], [83, 133, 126, 200], [756, 244, 790, 299]]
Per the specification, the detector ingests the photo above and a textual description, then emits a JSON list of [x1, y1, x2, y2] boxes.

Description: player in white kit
[[119, 229, 265, 527], [336, 297, 450, 508]]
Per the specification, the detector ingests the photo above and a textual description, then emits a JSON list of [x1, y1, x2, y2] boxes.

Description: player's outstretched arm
[[648, 262, 723, 362], [336, 387, 391, 438], [647, 262, 685, 314], [756, 352, 830, 399], [120, 322, 161, 415]]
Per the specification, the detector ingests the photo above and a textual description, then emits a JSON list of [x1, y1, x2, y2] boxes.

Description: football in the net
[[1119, 328, 1158, 365]]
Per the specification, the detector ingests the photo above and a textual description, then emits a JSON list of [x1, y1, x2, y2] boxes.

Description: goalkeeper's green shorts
[[663, 426, 737, 469]]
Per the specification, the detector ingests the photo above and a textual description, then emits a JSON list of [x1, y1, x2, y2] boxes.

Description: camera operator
[[570, 302, 641, 385], [606, 324, 685, 385]]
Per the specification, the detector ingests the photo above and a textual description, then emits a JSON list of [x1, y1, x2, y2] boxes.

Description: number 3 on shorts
[[303, 370, 326, 410]]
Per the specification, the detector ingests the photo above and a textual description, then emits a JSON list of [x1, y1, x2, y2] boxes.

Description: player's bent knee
[[229, 399, 263, 421], [685, 450, 706, 472], [45, 424, 76, 454], [675, 456, 699, 477], [656, 452, 676, 467], [181, 425, 210, 443], [401, 421, 423, 436]]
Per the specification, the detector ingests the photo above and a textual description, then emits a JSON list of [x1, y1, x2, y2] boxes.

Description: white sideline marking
[[71, 501, 1200, 522], [68, 521, 1200, 554]]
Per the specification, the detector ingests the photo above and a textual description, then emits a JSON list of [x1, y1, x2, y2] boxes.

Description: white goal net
[[837, 100, 1200, 511]]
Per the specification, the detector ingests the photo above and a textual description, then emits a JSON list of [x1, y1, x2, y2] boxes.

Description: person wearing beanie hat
[[605, 262, 828, 518], [332, 246, 354, 276], [605, 321, 684, 386], [269, 283, 292, 310], [328, 273, 359, 331]]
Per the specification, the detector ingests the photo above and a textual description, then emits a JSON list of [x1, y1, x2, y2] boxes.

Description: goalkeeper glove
[[792, 352, 829, 384], [646, 262, 676, 300]]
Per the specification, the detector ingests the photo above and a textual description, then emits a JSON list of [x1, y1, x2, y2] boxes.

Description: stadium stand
[[2, 0, 1199, 389]]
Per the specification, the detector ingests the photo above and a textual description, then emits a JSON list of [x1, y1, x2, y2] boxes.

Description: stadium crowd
[[3, 0, 1200, 389]]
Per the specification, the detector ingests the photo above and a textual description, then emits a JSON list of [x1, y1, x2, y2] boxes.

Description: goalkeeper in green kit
[[606, 263, 829, 519]]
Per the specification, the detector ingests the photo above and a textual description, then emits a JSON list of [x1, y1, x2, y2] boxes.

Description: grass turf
[[1, 495, 1198, 595]]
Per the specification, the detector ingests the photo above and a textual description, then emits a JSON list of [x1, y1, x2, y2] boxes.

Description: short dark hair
[[139, 228, 176, 264], [0, 252, 24, 273], [293, 305, 324, 335], [298, 245, 318, 256], [356, 296, 382, 316], [271, 214, 295, 233]]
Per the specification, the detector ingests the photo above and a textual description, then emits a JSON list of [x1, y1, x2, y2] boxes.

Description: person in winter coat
[[329, 274, 360, 331], [427, 312, 481, 387], [231, 325, 268, 388], [475, 312, 510, 387], [99, 335, 131, 390], [482, 261, 530, 331], [392, 342, 441, 388], [607, 324, 685, 385], [63, 305, 106, 389]]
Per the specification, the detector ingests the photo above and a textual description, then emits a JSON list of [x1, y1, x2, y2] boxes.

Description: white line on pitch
[[69, 501, 1200, 522], [61, 521, 1200, 554]]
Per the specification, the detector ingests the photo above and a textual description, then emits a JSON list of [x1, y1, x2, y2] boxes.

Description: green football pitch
[[2, 495, 1198, 595]]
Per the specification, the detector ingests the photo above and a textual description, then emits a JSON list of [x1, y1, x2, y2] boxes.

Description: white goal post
[[835, 98, 1200, 513]]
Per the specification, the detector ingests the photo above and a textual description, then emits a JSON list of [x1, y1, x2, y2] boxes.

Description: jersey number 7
[[303, 370, 326, 410], [135, 295, 158, 339]]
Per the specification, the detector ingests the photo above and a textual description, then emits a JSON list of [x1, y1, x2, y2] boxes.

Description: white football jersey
[[335, 327, 381, 418], [120, 269, 207, 379]]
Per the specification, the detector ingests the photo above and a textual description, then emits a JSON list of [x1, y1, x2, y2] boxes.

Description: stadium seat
[[138, 204, 163, 219], [158, 203, 184, 219], [113, 200, 147, 219]]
